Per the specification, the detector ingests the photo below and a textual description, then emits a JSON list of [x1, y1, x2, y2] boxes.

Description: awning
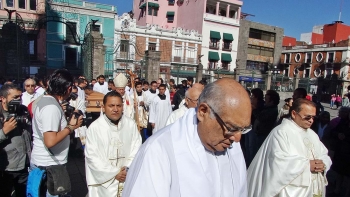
[[170, 70, 196, 77], [139, 3, 146, 8], [221, 53, 232, 62], [210, 31, 221, 40], [167, 11, 175, 16], [223, 33, 233, 41], [148, 2, 159, 8], [208, 51, 220, 61]]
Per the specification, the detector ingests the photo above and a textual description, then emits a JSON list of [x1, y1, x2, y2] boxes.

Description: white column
[[156, 38, 160, 51], [145, 37, 149, 50], [195, 43, 198, 64], [181, 41, 185, 63], [226, 4, 230, 18], [216, 2, 220, 15], [185, 42, 188, 63], [172, 40, 175, 62]]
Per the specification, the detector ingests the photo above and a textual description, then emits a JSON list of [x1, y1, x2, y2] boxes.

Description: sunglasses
[[295, 111, 316, 121], [25, 84, 35, 88]]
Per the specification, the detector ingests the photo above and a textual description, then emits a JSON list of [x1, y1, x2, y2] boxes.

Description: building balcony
[[172, 56, 197, 65], [248, 38, 275, 48], [203, 13, 239, 27], [222, 43, 232, 51], [209, 41, 219, 50]]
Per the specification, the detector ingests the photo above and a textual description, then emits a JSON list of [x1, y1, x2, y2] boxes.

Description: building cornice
[[282, 46, 350, 53], [50, 3, 116, 18]]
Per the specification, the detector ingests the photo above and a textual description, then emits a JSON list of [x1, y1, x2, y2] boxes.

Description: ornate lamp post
[[271, 65, 280, 91]]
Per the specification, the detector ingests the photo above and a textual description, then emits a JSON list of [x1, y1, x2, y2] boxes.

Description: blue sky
[[95, 0, 350, 40]]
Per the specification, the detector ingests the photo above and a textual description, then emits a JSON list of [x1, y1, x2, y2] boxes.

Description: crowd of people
[[0, 69, 349, 197]]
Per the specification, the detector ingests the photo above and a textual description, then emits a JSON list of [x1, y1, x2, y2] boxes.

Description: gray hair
[[24, 78, 36, 85], [197, 82, 224, 118]]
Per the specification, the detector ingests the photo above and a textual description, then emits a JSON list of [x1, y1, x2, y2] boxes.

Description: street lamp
[[272, 65, 280, 90]]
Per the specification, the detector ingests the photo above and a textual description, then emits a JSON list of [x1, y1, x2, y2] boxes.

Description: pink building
[[133, 0, 243, 81], [0, 0, 46, 78]]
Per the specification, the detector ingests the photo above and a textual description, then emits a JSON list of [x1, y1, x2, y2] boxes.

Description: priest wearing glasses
[[123, 78, 251, 197]]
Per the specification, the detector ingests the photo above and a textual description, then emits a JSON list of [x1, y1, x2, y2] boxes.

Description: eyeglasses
[[25, 84, 35, 88], [207, 104, 252, 135], [295, 111, 316, 121], [187, 97, 198, 104]]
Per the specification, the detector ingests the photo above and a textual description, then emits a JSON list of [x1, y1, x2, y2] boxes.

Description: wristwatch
[[65, 125, 74, 133]]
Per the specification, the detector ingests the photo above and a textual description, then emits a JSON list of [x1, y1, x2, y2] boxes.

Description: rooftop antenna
[[339, 0, 344, 21]]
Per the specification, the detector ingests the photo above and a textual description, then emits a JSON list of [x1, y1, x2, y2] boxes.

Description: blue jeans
[[29, 163, 58, 197], [330, 100, 335, 108]]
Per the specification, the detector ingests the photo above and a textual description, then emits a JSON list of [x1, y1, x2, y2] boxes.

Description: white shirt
[[35, 86, 45, 96], [21, 91, 39, 107], [31, 95, 69, 166], [93, 82, 109, 95], [77, 86, 86, 101], [166, 104, 188, 126]]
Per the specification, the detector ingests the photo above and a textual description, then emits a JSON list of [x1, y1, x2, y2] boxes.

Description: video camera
[[62, 93, 86, 126], [5, 99, 30, 125]]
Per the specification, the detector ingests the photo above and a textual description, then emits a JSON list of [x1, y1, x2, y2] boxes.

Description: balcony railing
[[209, 41, 219, 50], [222, 43, 232, 51], [173, 56, 182, 62]]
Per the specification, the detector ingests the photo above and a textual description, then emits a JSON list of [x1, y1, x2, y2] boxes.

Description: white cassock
[[248, 118, 332, 197], [156, 88, 171, 102], [143, 90, 157, 108], [93, 82, 109, 95], [77, 87, 86, 101], [130, 91, 148, 128], [149, 95, 172, 133], [165, 104, 188, 126], [123, 108, 247, 197], [85, 114, 141, 197], [122, 93, 134, 119]]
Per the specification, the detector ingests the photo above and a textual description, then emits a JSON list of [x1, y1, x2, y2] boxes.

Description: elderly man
[[21, 78, 39, 107], [123, 78, 251, 197], [114, 73, 134, 119], [166, 83, 204, 125], [248, 99, 332, 197]]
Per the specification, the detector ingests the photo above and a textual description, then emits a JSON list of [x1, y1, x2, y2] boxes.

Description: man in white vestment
[[85, 91, 141, 197], [21, 78, 39, 107], [130, 82, 148, 136], [166, 83, 203, 125], [123, 78, 251, 197], [93, 75, 109, 95], [144, 81, 158, 109], [76, 78, 87, 101], [113, 73, 134, 119], [149, 84, 172, 133], [156, 78, 171, 101], [248, 98, 332, 197]]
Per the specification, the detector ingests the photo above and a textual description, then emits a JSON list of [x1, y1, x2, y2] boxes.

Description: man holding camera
[[0, 84, 32, 197], [30, 69, 83, 197]]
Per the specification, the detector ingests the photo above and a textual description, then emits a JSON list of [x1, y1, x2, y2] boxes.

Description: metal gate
[[0, 11, 30, 81]]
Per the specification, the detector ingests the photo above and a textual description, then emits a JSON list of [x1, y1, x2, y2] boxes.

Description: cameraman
[[30, 69, 83, 197], [0, 84, 32, 197]]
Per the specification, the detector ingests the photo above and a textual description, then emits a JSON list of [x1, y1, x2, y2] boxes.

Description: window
[[65, 47, 78, 68], [285, 53, 291, 63], [249, 28, 275, 42], [284, 67, 289, 77], [168, 0, 175, 5], [92, 24, 100, 33], [153, 9, 158, 16], [295, 53, 301, 62], [186, 47, 196, 63], [247, 45, 273, 57], [66, 22, 77, 44], [222, 62, 229, 70], [174, 45, 182, 57], [209, 38, 219, 49], [120, 40, 129, 59], [306, 52, 312, 63], [27, 34, 37, 60], [19, 0, 25, 9], [148, 43, 156, 51], [30, 0, 36, 10], [209, 61, 217, 70], [6, 0, 13, 7], [167, 15, 174, 22], [327, 52, 334, 63], [223, 41, 231, 51], [148, 8, 158, 16], [316, 52, 323, 62], [246, 61, 268, 71], [148, 8, 152, 15], [219, 9, 226, 16]]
